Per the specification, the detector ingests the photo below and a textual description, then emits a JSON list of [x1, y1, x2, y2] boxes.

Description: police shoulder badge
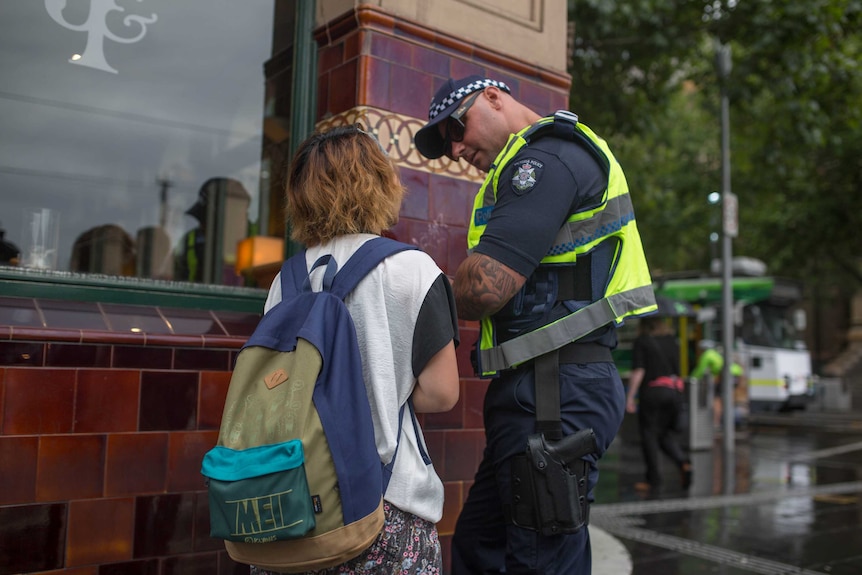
[[511, 158, 543, 194]]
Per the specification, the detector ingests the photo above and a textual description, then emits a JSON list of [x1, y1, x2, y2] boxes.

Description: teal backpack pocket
[[202, 439, 315, 543]]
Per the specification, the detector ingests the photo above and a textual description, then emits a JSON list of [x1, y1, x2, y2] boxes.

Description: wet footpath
[[590, 411, 862, 574]]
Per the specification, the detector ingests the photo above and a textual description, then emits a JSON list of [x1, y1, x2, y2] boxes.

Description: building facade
[[0, 1, 570, 573]]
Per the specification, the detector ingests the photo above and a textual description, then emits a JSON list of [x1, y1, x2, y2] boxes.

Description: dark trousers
[[451, 361, 625, 575], [637, 386, 689, 486]]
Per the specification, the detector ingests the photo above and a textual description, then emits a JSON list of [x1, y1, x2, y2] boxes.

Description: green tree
[[568, 0, 862, 289]]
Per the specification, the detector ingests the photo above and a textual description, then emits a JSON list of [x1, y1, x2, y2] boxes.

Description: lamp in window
[[235, 236, 284, 276]]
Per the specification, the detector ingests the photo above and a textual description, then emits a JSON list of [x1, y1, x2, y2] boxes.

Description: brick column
[[311, 2, 570, 569]]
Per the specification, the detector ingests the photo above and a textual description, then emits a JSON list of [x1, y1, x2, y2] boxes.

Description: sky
[[0, 0, 275, 273]]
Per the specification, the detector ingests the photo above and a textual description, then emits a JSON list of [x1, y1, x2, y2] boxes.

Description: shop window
[[0, 0, 290, 286]]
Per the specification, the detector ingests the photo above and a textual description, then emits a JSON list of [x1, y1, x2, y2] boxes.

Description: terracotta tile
[[386, 219, 408, 244], [218, 552, 251, 575], [429, 174, 473, 227], [440, 533, 452, 575], [67, 498, 134, 566], [113, 345, 172, 369], [36, 434, 105, 501], [412, 47, 449, 79], [400, 168, 430, 221], [437, 481, 464, 536], [46, 343, 112, 368], [174, 348, 231, 371], [211, 311, 260, 339], [328, 61, 359, 115], [0, 503, 67, 573], [0, 296, 42, 327], [456, 325, 479, 376], [167, 430, 218, 492], [401, 219, 448, 269], [4, 367, 75, 434], [463, 378, 489, 430], [520, 81, 553, 115], [550, 90, 569, 112], [389, 64, 432, 119], [36, 567, 98, 575], [316, 72, 330, 120], [105, 433, 168, 496], [362, 57, 390, 109], [134, 493, 195, 557], [0, 435, 38, 504], [0, 367, 4, 431], [140, 371, 198, 431], [449, 59, 483, 81], [194, 492, 222, 552], [76, 369, 140, 433], [0, 341, 45, 366], [97, 559, 159, 575], [318, 42, 344, 74], [443, 429, 484, 481], [446, 225, 468, 277], [39, 299, 108, 331], [199, 371, 231, 430], [149, 334, 205, 349], [423, 394, 463, 430], [343, 31, 361, 62], [369, 32, 410, 64], [101, 303, 172, 335], [422, 429, 445, 472], [162, 552, 219, 575]]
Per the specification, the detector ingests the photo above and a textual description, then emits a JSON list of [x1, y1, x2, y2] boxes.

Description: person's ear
[[484, 86, 504, 110]]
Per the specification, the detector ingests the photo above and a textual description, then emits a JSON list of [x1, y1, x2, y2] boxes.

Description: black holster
[[509, 428, 596, 536]]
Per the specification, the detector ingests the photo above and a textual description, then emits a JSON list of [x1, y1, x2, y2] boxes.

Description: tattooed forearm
[[453, 254, 525, 321]]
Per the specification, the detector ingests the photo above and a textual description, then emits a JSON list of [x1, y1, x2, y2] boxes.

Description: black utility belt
[[555, 341, 612, 364]]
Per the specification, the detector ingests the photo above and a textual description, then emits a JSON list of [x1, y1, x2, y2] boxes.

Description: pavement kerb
[[592, 525, 633, 574]]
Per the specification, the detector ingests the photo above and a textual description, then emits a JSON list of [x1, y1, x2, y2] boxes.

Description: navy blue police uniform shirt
[[471, 131, 618, 348]]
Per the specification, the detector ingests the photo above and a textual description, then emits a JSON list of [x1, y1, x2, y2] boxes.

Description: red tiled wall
[[0, 301, 258, 575]]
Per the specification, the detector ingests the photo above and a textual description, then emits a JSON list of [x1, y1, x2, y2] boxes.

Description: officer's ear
[[483, 86, 504, 110]]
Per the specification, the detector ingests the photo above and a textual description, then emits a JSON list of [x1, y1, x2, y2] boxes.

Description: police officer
[[415, 76, 657, 574]]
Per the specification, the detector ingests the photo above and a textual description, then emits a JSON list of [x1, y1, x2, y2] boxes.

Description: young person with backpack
[[248, 124, 460, 574]]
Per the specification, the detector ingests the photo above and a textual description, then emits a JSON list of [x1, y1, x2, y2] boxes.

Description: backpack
[[201, 237, 418, 572]]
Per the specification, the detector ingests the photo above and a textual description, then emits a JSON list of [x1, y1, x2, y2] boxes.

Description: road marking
[[592, 481, 862, 574], [594, 518, 829, 575], [789, 439, 862, 462]]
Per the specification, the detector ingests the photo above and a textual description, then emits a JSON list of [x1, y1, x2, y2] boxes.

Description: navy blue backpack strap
[[329, 237, 418, 299], [280, 250, 309, 299], [382, 399, 431, 492], [280, 237, 417, 300]]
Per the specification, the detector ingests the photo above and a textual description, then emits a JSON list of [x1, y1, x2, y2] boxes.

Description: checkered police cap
[[414, 75, 511, 159]]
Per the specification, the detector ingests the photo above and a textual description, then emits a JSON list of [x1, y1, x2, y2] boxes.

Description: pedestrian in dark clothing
[[625, 316, 692, 493]]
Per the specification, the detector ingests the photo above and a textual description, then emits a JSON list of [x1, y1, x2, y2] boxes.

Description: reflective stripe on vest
[[468, 112, 657, 376]]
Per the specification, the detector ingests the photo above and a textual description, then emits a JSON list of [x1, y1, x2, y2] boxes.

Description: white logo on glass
[[45, 0, 158, 74]]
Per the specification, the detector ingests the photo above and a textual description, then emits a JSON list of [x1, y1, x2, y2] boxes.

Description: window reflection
[[0, 0, 277, 285]]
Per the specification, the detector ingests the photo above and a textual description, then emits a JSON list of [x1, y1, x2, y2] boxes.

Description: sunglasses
[[443, 91, 481, 155]]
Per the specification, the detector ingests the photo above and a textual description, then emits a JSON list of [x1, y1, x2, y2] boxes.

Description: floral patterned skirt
[[249, 501, 441, 575]]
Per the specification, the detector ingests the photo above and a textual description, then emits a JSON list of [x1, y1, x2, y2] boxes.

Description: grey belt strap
[[534, 342, 611, 440], [480, 285, 655, 373]]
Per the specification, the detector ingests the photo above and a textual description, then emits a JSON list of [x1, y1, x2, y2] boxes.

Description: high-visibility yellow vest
[[467, 111, 657, 376]]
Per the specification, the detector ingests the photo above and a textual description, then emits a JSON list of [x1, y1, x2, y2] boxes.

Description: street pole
[[716, 41, 737, 464]]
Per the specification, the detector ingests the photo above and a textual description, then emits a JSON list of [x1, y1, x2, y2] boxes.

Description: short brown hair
[[285, 124, 404, 246]]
